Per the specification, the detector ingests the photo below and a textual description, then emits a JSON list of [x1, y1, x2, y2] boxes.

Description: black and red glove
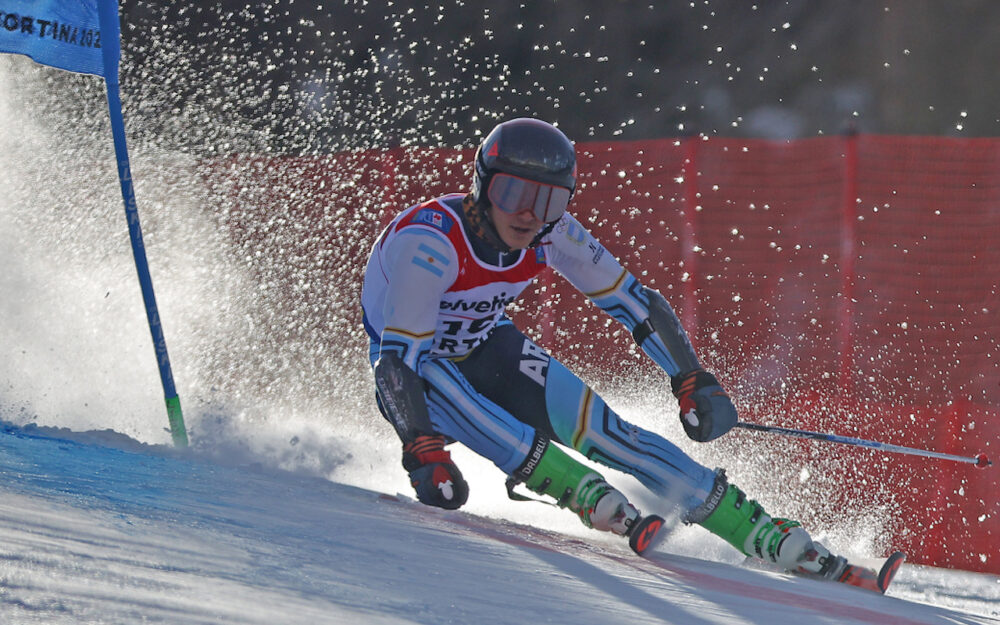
[[670, 369, 738, 442], [402, 434, 469, 510]]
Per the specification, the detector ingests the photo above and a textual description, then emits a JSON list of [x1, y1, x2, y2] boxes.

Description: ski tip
[[629, 514, 666, 556], [877, 551, 906, 593]]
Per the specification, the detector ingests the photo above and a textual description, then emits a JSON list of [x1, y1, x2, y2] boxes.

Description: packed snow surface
[[2, 422, 999, 625]]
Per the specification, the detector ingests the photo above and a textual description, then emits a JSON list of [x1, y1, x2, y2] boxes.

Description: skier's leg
[[418, 357, 640, 535], [685, 469, 846, 577], [454, 321, 717, 512], [452, 323, 838, 570], [511, 435, 641, 535], [544, 356, 718, 508], [542, 364, 840, 571], [419, 357, 535, 475]]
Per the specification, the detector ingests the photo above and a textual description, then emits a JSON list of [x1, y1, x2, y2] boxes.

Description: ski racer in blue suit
[[361, 118, 851, 577]]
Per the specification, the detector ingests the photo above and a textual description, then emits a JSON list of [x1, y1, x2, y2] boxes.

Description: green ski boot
[[685, 470, 844, 576], [511, 437, 641, 536]]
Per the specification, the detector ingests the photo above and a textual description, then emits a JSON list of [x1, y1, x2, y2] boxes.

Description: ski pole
[[734, 422, 992, 467]]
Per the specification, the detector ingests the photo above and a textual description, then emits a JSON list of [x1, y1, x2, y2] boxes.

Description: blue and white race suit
[[361, 194, 717, 513]]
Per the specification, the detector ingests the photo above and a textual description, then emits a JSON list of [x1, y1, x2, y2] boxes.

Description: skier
[[361, 118, 848, 578]]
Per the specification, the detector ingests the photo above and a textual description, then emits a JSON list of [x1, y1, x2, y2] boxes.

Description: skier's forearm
[[587, 271, 699, 376], [630, 284, 700, 375], [374, 351, 435, 444]]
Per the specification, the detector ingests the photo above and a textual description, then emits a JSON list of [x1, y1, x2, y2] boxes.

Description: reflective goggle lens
[[487, 173, 571, 223]]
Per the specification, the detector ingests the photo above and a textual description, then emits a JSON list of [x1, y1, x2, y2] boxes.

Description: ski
[[627, 514, 667, 556], [832, 551, 906, 594], [749, 550, 906, 595]]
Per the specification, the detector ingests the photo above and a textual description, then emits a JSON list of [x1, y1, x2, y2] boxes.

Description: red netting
[[852, 136, 1000, 409]]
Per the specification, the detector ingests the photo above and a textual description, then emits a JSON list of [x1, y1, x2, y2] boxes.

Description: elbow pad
[[373, 352, 434, 443], [631, 286, 700, 375]]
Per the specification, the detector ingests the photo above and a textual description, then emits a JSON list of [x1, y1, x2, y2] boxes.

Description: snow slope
[[3, 422, 999, 625]]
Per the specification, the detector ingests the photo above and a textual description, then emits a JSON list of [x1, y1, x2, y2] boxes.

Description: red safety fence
[[205, 134, 999, 573]]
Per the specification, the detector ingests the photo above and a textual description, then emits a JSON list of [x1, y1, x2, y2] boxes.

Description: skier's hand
[[402, 434, 469, 510], [670, 369, 738, 442]]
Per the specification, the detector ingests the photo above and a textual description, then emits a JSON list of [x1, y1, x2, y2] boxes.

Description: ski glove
[[402, 434, 469, 510], [670, 369, 738, 442]]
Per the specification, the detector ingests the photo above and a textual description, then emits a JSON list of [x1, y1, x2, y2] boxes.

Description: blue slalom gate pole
[[98, 2, 188, 447]]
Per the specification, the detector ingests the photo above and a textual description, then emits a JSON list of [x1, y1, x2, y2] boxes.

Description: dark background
[[116, 0, 1000, 155]]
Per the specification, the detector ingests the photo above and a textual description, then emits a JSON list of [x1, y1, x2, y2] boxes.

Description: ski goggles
[[487, 173, 572, 223]]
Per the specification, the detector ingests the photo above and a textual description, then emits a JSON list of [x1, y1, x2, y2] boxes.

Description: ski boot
[[685, 470, 905, 592], [508, 436, 665, 553], [685, 469, 843, 576]]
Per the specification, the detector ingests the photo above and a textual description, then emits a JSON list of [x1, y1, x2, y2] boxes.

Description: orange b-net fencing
[[209, 134, 999, 573]]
